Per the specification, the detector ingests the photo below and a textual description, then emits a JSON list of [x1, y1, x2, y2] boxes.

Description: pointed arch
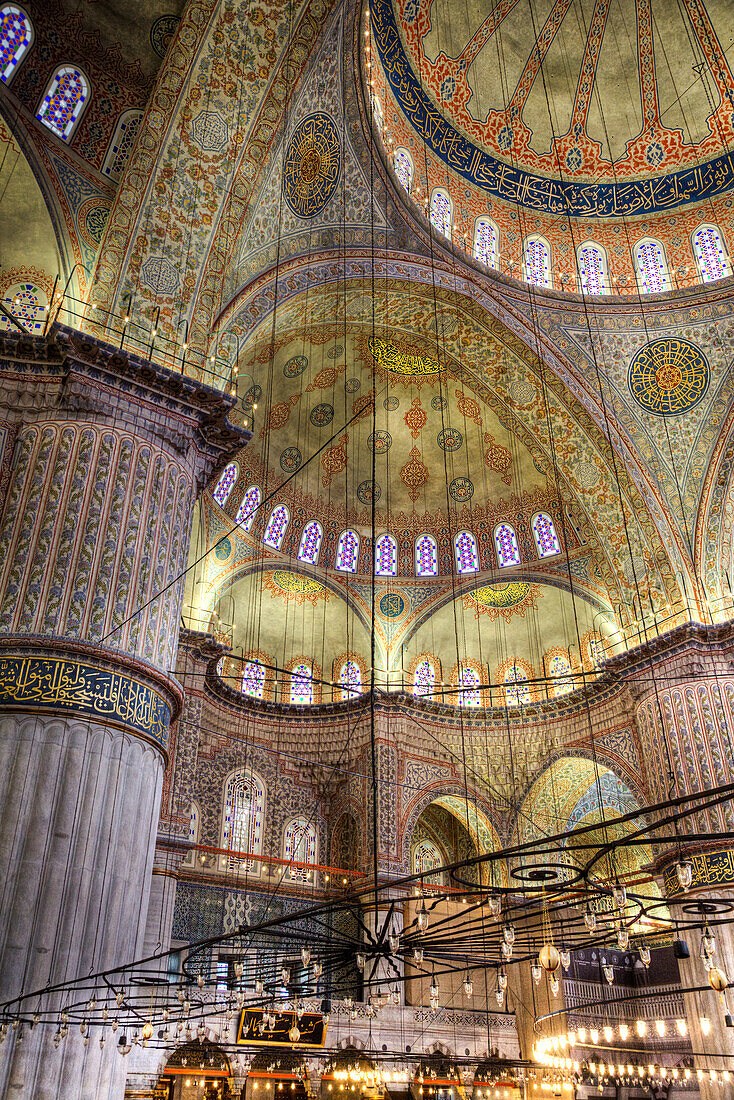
[[499, 657, 536, 707], [1, 4, 33, 84], [634, 238, 671, 293], [394, 147, 413, 192], [283, 816, 318, 880], [235, 485, 261, 531], [494, 523, 521, 567], [454, 530, 479, 573], [524, 235, 552, 288], [335, 654, 364, 700], [288, 658, 320, 704], [415, 533, 438, 576], [220, 768, 266, 870], [263, 504, 289, 549], [532, 511, 561, 558], [336, 529, 359, 572], [375, 533, 397, 576], [213, 463, 238, 507], [36, 64, 90, 141], [473, 217, 498, 268], [410, 654, 439, 698], [692, 224, 730, 282], [298, 520, 323, 565], [577, 241, 609, 295]]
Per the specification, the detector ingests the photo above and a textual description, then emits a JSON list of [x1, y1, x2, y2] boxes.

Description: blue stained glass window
[[578, 243, 608, 295], [394, 148, 413, 192], [36, 65, 89, 141], [635, 239, 670, 293], [494, 523, 520, 567], [430, 189, 452, 238], [339, 660, 362, 700], [290, 662, 313, 704], [413, 657, 435, 698], [474, 218, 498, 268], [693, 225, 729, 282], [336, 529, 359, 572], [505, 666, 530, 707], [283, 816, 317, 880], [589, 635, 606, 667], [1, 4, 32, 83], [454, 530, 479, 573], [242, 660, 265, 699], [220, 769, 265, 869], [102, 109, 143, 181], [236, 485, 260, 531], [263, 505, 289, 550], [1, 282, 47, 333], [415, 533, 438, 576], [549, 653, 573, 696], [375, 533, 397, 576], [524, 237, 551, 288], [298, 520, 323, 565], [532, 512, 561, 558], [459, 665, 481, 707], [213, 463, 238, 506]]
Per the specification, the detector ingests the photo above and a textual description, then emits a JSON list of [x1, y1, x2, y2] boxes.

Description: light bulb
[[531, 964, 542, 985], [413, 948, 423, 963], [463, 978, 473, 997], [676, 861, 693, 891], [314, 962, 323, 979], [301, 948, 311, 967], [638, 945, 651, 967], [255, 979, 264, 994], [655, 1021, 665, 1037], [356, 953, 366, 972], [389, 933, 400, 953], [613, 884, 626, 908], [417, 902, 429, 932], [589, 1029, 599, 1045], [619, 1024, 628, 1040], [560, 949, 570, 970], [603, 1027, 612, 1042], [498, 970, 508, 991], [495, 987, 505, 1005], [617, 927, 629, 951], [501, 941, 512, 960], [584, 910, 597, 932], [503, 925, 515, 947], [636, 1020, 646, 1037], [676, 1019, 687, 1036], [488, 895, 502, 917], [549, 976, 559, 997]]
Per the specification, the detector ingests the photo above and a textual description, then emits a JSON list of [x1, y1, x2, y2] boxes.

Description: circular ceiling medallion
[[449, 476, 474, 502], [345, 377, 361, 392], [384, 396, 400, 410], [628, 338, 710, 416], [368, 430, 392, 454], [328, 345, 344, 359], [357, 479, 381, 504], [280, 447, 302, 472], [283, 113, 341, 218], [244, 384, 262, 407], [437, 427, 463, 451], [379, 592, 405, 618], [284, 354, 308, 377], [431, 395, 447, 411], [309, 403, 334, 427], [150, 14, 179, 58]]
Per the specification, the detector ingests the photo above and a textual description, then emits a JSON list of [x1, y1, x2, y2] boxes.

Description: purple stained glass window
[[375, 533, 397, 576], [430, 189, 452, 237], [102, 109, 143, 181], [635, 239, 669, 293], [459, 665, 481, 707], [290, 662, 313, 704], [578, 244, 607, 295], [263, 505, 289, 550], [532, 512, 561, 558], [236, 485, 260, 531], [505, 666, 530, 707], [415, 533, 438, 576], [339, 660, 361, 700], [394, 148, 413, 191], [242, 660, 265, 699], [37, 65, 89, 141], [213, 463, 238, 506], [494, 523, 520, 567], [693, 225, 729, 282], [549, 654, 573, 695], [474, 219, 497, 267], [336, 529, 359, 572], [413, 657, 435, 698], [284, 816, 317, 880], [1, 4, 32, 83], [298, 520, 322, 564], [221, 770, 265, 869], [525, 238, 551, 287], [454, 530, 479, 573]]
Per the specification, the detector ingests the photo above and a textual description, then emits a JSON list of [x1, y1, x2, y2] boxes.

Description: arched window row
[[218, 770, 321, 878]]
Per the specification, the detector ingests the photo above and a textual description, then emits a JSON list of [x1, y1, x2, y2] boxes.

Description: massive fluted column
[[0, 327, 245, 1100]]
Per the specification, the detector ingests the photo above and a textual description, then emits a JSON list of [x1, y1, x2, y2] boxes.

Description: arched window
[[263, 504, 289, 550], [494, 523, 521, 567], [220, 769, 265, 869], [459, 664, 481, 707], [430, 188, 452, 238], [532, 512, 561, 558], [634, 238, 670, 293], [412, 838, 443, 881], [102, 109, 143, 182], [505, 665, 530, 707], [235, 485, 261, 531], [474, 217, 498, 268], [454, 530, 479, 573], [339, 659, 362, 700], [413, 657, 436, 698], [394, 147, 413, 192], [375, 533, 397, 576], [336, 529, 360, 572], [415, 533, 438, 576], [586, 633, 606, 668], [578, 242, 609, 295], [213, 463, 238, 507], [290, 662, 314, 704], [298, 520, 323, 565], [283, 816, 318, 880], [183, 800, 201, 868], [693, 224, 730, 282], [242, 660, 266, 700], [524, 236, 552, 288], [0, 281, 48, 334], [1, 4, 32, 83], [36, 65, 89, 141], [548, 653, 573, 696]]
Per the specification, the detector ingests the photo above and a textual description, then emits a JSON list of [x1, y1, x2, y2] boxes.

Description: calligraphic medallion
[[628, 338, 709, 416], [283, 113, 341, 218], [369, 337, 442, 376], [379, 592, 405, 618]]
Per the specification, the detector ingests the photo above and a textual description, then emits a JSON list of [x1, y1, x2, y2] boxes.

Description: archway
[[157, 1041, 233, 1099]]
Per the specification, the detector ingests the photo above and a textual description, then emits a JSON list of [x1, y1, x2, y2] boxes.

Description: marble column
[[0, 326, 246, 1100]]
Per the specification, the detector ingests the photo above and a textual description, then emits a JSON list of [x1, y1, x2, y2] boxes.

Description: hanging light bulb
[[196, 974, 205, 988], [636, 1020, 647, 1037], [463, 976, 473, 997], [417, 902, 429, 932], [501, 941, 512, 961], [391, 987, 400, 1005], [676, 861, 693, 892], [281, 968, 290, 985], [356, 953, 366, 972], [301, 947, 311, 967], [498, 969, 508, 991], [549, 976, 559, 997], [584, 909, 597, 932], [638, 944, 651, 967], [429, 978, 439, 999], [531, 964, 542, 985], [255, 978, 264, 994], [703, 929, 716, 957], [87, 997, 96, 1012], [613, 884, 626, 909], [503, 925, 515, 947], [676, 1019, 687, 1036], [603, 1027, 613, 1043], [602, 961, 614, 985], [289, 1025, 300, 1043], [111, 1020, 118, 1033], [617, 927, 629, 951], [700, 1016, 711, 1036], [539, 945, 560, 973], [314, 962, 323, 979], [495, 987, 505, 1006], [389, 932, 400, 953], [655, 1021, 666, 1037], [619, 1024, 629, 1040], [488, 895, 502, 918], [413, 948, 423, 963], [234, 961, 244, 979], [560, 949, 570, 971], [116, 992, 125, 1008], [708, 966, 728, 992]]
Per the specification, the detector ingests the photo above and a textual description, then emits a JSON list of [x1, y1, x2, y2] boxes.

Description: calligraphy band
[[663, 849, 734, 896]]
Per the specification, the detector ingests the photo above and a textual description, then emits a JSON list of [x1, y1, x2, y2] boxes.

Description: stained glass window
[[336, 529, 359, 572], [588, 634, 606, 667], [236, 485, 261, 531], [242, 660, 266, 699], [375, 533, 397, 576], [415, 533, 438, 576], [394, 148, 413, 192], [220, 769, 265, 869], [263, 504, 289, 550], [505, 666, 530, 707], [283, 816, 317, 880], [474, 218, 498, 268], [1, 281, 47, 333], [549, 653, 573, 696], [413, 657, 436, 698], [290, 662, 313, 704], [454, 530, 479, 573], [693, 224, 730, 282], [412, 839, 443, 882], [298, 520, 323, 565], [102, 109, 143, 181], [532, 512, 561, 558], [339, 659, 362, 700], [184, 800, 200, 867], [213, 463, 238, 506], [634, 239, 670, 293], [1, 4, 32, 83], [36, 65, 89, 141], [494, 523, 520, 567], [578, 243, 608, 295], [430, 188, 452, 238], [524, 237, 551, 288], [459, 665, 481, 707], [372, 94, 384, 131]]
